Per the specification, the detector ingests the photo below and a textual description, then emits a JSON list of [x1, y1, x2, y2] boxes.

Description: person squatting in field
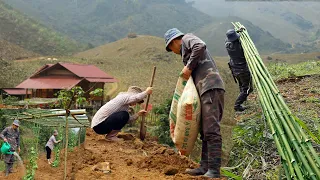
[[164, 28, 225, 178], [91, 86, 153, 141]]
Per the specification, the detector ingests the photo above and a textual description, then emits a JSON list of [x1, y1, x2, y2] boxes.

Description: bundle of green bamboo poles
[[232, 22, 320, 179]]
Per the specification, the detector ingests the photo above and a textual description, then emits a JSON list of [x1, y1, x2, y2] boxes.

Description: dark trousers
[[93, 111, 129, 135], [4, 154, 14, 175], [200, 89, 224, 172], [46, 146, 52, 160], [235, 72, 253, 107]]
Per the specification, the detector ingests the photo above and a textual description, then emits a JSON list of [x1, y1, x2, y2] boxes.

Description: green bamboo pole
[[234, 22, 320, 179], [240, 25, 320, 178], [243, 44, 303, 179], [238, 29, 316, 178], [64, 111, 68, 180], [238, 25, 320, 167]]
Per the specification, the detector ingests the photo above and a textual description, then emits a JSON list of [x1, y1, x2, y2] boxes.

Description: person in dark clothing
[[0, 120, 20, 176], [165, 28, 225, 178], [225, 28, 253, 112]]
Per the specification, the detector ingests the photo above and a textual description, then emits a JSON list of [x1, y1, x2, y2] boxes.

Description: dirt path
[[32, 129, 225, 180]]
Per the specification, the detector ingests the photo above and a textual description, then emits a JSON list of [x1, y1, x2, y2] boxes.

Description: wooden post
[[101, 84, 104, 107], [64, 112, 69, 180], [64, 92, 75, 180], [140, 66, 156, 140], [78, 128, 81, 147]]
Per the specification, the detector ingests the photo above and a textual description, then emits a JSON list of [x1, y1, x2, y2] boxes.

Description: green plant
[[56, 86, 86, 108], [23, 147, 38, 180], [89, 88, 104, 97], [300, 97, 320, 103], [2, 95, 19, 105], [151, 99, 174, 147]]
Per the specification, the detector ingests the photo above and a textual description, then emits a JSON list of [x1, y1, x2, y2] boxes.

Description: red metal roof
[[60, 63, 115, 78], [16, 77, 82, 89], [30, 64, 55, 77], [2, 88, 31, 95], [85, 78, 118, 83], [16, 63, 117, 89]]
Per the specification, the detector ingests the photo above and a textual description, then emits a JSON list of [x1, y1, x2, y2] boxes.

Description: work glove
[[236, 27, 246, 33]]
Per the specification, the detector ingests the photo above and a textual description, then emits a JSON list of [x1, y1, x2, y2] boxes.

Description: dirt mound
[[2, 129, 227, 179], [34, 129, 227, 179], [0, 162, 25, 179]]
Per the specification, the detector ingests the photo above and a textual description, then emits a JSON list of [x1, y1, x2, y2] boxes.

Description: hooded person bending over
[[91, 86, 152, 141]]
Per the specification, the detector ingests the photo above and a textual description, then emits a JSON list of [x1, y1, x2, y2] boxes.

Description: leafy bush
[[89, 88, 104, 97], [23, 147, 38, 180], [3, 95, 19, 105], [151, 99, 174, 147]]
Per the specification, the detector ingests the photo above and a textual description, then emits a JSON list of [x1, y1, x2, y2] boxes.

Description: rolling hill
[[0, 40, 39, 60], [191, 0, 320, 47], [3, 0, 296, 55], [0, 1, 84, 56], [3, 0, 211, 46]]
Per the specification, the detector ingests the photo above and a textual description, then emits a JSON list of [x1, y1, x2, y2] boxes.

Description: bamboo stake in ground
[[64, 92, 76, 180], [232, 22, 320, 179], [140, 66, 156, 141]]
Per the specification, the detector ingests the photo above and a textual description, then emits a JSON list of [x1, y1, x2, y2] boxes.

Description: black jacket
[[225, 39, 250, 75]]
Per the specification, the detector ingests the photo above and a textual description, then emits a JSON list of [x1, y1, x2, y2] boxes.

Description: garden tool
[[140, 66, 156, 141], [1, 142, 14, 155]]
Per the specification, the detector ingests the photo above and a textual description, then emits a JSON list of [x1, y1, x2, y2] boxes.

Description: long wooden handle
[[140, 66, 156, 141], [144, 66, 156, 110]]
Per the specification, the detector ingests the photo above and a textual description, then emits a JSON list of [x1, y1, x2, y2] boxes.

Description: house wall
[[38, 65, 77, 77], [34, 89, 59, 98]]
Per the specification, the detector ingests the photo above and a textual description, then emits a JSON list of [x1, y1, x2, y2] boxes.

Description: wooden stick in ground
[[140, 66, 156, 140], [64, 91, 76, 180]]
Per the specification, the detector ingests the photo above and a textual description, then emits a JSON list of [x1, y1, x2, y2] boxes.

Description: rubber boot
[[105, 130, 122, 141], [203, 141, 221, 178], [8, 163, 14, 173], [234, 105, 246, 112], [5, 163, 9, 176], [203, 169, 220, 178], [185, 141, 208, 176]]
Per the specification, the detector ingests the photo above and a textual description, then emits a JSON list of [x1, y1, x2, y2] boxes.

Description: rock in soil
[[163, 166, 179, 175], [125, 158, 133, 166], [91, 162, 111, 174], [117, 133, 135, 140]]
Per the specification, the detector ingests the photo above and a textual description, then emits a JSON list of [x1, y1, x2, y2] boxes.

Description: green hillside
[[3, 0, 211, 46], [0, 1, 84, 55], [0, 40, 39, 60]]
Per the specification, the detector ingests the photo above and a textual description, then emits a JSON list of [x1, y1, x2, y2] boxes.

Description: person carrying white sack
[[164, 28, 225, 178]]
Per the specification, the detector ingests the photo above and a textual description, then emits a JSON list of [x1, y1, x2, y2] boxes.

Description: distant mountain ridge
[[191, 0, 320, 49], [0, 1, 84, 56], [3, 0, 297, 55]]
